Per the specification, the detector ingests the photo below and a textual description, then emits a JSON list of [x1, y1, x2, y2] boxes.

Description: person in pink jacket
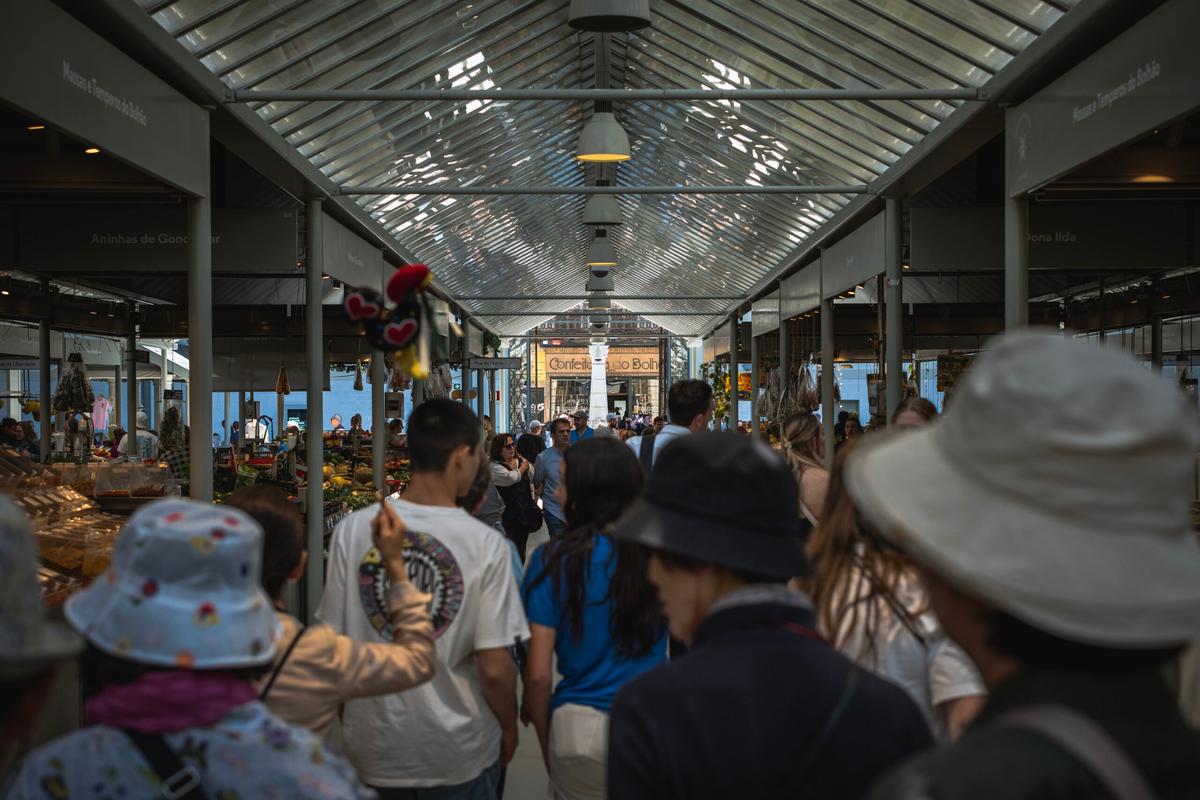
[[225, 486, 436, 735]]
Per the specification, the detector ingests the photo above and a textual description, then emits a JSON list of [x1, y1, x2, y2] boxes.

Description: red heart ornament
[[386, 264, 432, 304], [345, 293, 379, 321], [382, 318, 419, 349]]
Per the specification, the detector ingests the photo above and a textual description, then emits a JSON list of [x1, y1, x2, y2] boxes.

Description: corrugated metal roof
[[139, 0, 1078, 336]]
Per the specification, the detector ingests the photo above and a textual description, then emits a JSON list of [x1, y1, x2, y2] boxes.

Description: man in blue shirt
[[534, 418, 571, 536], [627, 379, 713, 470], [569, 410, 594, 444]]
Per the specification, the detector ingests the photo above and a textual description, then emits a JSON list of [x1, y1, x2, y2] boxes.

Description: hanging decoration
[[275, 365, 291, 396], [160, 405, 184, 452], [353, 359, 364, 391], [342, 263, 436, 380], [53, 352, 94, 413]]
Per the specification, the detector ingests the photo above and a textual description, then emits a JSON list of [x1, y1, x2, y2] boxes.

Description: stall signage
[[322, 213, 385, 289], [0, 358, 46, 370], [163, 389, 184, 401], [751, 292, 780, 338], [467, 357, 522, 371], [1007, 0, 1200, 196], [19, 207, 298, 274], [781, 262, 820, 320], [385, 392, 404, 418], [0, 0, 208, 196], [545, 349, 659, 376], [820, 211, 885, 299], [910, 205, 1190, 272]]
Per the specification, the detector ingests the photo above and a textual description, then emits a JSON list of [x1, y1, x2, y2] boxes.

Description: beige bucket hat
[[848, 330, 1200, 647]]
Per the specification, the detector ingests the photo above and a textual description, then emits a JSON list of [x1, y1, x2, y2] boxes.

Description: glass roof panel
[[142, 0, 1080, 335]]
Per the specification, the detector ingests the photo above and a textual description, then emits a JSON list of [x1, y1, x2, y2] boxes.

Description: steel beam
[[187, 195, 214, 501], [1005, 192, 1029, 329], [820, 297, 835, 470], [39, 298, 51, 463], [231, 87, 982, 103], [884, 197, 903, 419], [304, 199, 324, 623], [490, 311, 728, 316], [728, 317, 739, 431], [126, 304, 137, 448], [457, 295, 741, 301], [342, 184, 867, 196]]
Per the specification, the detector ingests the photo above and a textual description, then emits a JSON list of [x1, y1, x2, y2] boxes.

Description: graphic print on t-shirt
[[358, 528, 464, 639]]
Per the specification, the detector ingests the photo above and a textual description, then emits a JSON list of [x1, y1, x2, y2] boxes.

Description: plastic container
[[94, 464, 134, 498]]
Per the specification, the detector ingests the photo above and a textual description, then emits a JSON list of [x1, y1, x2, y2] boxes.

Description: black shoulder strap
[[123, 730, 207, 800], [1002, 704, 1157, 800], [638, 431, 656, 472], [259, 624, 308, 701]]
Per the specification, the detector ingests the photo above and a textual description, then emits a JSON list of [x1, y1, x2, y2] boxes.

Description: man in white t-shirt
[[319, 399, 529, 797]]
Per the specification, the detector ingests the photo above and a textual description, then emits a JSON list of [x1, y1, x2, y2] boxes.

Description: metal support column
[[222, 391, 229, 445], [1152, 315, 1164, 372], [525, 335, 533, 424], [487, 370, 496, 427], [126, 304, 138, 445], [1005, 193, 1029, 329], [820, 298, 835, 470], [749, 332, 760, 439], [778, 297, 790, 440], [476, 369, 485, 422], [728, 316, 739, 431], [304, 200, 324, 622], [113, 365, 122, 440], [38, 297, 51, 463], [884, 197, 903, 419], [187, 196, 213, 499], [371, 352, 385, 490]]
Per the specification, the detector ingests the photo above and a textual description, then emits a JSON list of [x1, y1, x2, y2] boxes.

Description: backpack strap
[[123, 730, 207, 800], [638, 431, 656, 472], [1002, 704, 1157, 800], [259, 624, 308, 701]]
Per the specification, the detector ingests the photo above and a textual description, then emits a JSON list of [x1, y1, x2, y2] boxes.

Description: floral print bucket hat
[[0, 498, 83, 678], [65, 498, 281, 669]]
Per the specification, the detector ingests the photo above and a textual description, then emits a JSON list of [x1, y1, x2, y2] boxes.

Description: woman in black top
[[489, 433, 542, 561]]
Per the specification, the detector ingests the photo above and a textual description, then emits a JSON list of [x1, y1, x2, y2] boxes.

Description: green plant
[[700, 361, 731, 428]]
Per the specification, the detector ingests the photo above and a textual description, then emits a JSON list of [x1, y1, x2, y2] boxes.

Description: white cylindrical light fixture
[[582, 180, 623, 226], [586, 228, 617, 267], [577, 112, 631, 163], [586, 272, 614, 292], [568, 0, 651, 31]]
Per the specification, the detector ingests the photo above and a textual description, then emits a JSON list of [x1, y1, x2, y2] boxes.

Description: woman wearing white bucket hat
[[0, 498, 82, 770], [854, 331, 1200, 799], [4, 498, 374, 799]]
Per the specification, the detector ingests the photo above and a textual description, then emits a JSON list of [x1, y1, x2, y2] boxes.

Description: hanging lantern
[[353, 360, 364, 391]]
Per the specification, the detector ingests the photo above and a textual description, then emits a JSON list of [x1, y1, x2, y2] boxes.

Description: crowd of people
[[2, 330, 1200, 799]]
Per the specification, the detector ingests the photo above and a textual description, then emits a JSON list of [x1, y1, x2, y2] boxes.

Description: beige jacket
[[259, 581, 436, 736]]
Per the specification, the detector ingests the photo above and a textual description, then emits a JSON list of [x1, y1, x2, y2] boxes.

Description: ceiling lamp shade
[[568, 0, 651, 32], [588, 294, 611, 310], [577, 112, 631, 163], [590, 313, 608, 325], [582, 181, 623, 225], [586, 272, 614, 292], [591, 335, 608, 344], [586, 228, 617, 267]]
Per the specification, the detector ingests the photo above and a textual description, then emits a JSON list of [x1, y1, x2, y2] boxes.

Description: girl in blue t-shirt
[[521, 437, 667, 800]]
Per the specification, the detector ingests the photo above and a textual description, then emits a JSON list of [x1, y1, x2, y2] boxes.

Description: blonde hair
[[781, 412, 823, 481]]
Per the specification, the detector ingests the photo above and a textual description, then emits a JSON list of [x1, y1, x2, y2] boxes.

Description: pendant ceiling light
[[582, 180, 623, 226], [586, 228, 617, 267], [590, 313, 608, 326], [588, 294, 612, 310], [577, 112, 630, 163], [568, 0, 651, 32], [586, 272, 614, 292], [591, 335, 608, 344]]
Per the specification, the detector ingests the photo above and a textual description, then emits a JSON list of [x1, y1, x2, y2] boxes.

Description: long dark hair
[[489, 432, 515, 463], [524, 437, 661, 658]]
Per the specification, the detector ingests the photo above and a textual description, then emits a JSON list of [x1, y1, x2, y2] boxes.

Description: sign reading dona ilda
[[1007, 0, 1200, 196]]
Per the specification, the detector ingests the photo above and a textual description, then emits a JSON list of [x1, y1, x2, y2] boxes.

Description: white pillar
[[588, 343, 609, 425], [372, 352, 385, 490], [821, 295, 835, 470]]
